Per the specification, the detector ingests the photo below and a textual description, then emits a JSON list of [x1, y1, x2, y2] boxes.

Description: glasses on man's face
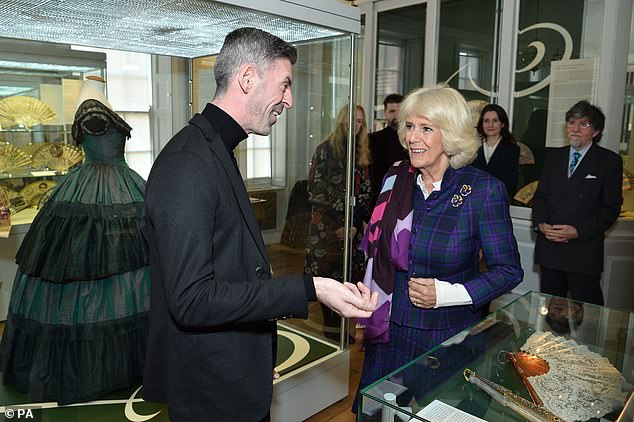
[[566, 119, 593, 129]]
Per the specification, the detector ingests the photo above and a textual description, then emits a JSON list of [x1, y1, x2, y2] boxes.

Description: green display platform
[[0, 325, 338, 421]]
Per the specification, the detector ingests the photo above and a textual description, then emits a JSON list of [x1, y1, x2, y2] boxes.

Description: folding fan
[[504, 331, 627, 421]]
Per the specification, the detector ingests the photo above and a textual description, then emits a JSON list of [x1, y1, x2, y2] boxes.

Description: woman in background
[[472, 104, 520, 198], [305, 104, 372, 341]]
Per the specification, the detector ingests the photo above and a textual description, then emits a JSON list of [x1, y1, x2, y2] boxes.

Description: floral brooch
[[451, 184, 472, 208]]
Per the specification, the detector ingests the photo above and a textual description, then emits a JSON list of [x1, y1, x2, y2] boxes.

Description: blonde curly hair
[[398, 85, 479, 169]]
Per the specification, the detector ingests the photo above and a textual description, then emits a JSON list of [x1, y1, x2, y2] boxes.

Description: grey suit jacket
[[532, 143, 622, 274], [143, 114, 308, 421]]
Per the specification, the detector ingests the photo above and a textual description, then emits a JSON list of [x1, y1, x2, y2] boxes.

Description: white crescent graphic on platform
[[275, 330, 310, 372], [125, 385, 161, 421]]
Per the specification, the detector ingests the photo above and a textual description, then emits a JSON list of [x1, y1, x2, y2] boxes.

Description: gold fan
[[19, 142, 45, 157], [0, 187, 10, 227], [0, 96, 56, 129], [0, 143, 32, 173], [19, 180, 57, 207], [514, 181, 539, 206], [31, 142, 84, 172], [0, 116, 14, 130]]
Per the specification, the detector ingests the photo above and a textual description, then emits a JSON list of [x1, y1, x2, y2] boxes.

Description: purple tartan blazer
[[390, 165, 523, 330]]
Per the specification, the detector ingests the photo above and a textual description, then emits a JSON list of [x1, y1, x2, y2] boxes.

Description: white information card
[[416, 400, 486, 422]]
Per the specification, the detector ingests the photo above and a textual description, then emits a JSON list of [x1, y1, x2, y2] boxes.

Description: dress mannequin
[[0, 77, 150, 404]]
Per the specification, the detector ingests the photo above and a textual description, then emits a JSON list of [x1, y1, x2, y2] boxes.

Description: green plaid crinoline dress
[[1, 107, 150, 405]]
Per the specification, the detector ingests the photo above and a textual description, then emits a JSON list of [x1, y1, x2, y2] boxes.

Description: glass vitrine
[[0, 1, 363, 420], [359, 291, 634, 421]]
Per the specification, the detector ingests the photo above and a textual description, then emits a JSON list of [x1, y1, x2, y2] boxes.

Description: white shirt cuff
[[434, 279, 473, 308]]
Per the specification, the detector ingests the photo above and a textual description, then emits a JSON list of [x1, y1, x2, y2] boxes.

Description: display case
[[0, 1, 364, 420], [359, 292, 634, 422], [0, 39, 106, 233]]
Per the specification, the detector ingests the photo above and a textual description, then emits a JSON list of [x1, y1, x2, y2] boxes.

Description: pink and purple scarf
[[357, 160, 415, 343]]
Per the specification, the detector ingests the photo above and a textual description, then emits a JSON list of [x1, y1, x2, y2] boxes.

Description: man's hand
[[539, 223, 578, 242], [314, 277, 378, 318], [408, 277, 436, 308]]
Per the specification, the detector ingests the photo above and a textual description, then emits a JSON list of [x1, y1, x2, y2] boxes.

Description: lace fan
[[0, 143, 32, 173], [0, 96, 56, 129], [31, 142, 84, 172], [504, 330, 627, 421]]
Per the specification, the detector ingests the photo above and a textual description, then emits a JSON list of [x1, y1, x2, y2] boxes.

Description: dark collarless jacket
[[471, 141, 520, 198], [143, 114, 308, 421], [532, 143, 623, 275]]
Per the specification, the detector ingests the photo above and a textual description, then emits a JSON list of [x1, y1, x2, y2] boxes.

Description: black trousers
[[539, 266, 604, 306]]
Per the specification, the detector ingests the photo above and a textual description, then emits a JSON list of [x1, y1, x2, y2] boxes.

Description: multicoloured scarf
[[357, 160, 415, 343]]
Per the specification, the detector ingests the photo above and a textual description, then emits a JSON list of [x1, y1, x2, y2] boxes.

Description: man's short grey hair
[[213, 27, 297, 98], [398, 84, 479, 169]]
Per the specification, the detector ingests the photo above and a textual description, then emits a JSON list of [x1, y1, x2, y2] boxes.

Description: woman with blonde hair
[[353, 85, 522, 412], [305, 104, 372, 340]]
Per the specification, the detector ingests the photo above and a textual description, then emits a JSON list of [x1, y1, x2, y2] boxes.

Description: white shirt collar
[[416, 173, 442, 199]]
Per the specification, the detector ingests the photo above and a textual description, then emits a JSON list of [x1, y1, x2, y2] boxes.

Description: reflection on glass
[[620, 8, 634, 215], [544, 296, 584, 335], [512, 0, 603, 203], [438, 0, 498, 103], [304, 104, 372, 342], [273, 35, 356, 346], [375, 4, 426, 130]]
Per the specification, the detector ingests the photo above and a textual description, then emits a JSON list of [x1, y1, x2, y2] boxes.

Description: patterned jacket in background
[[304, 139, 372, 283]]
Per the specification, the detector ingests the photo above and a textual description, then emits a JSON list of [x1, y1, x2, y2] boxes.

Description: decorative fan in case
[[19, 180, 57, 207], [0, 96, 57, 128], [19, 142, 46, 158], [31, 142, 84, 172], [514, 181, 539, 206], [503, 330, 627, 421], [0, 187, 10, 227], [0, 143, 32, 174], [37, 186, 56, 209]]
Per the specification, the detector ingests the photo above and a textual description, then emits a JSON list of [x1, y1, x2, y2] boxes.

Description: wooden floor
[[304, 342, 364, 422]]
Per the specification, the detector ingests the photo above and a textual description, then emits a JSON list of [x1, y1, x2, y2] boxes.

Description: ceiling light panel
[[0, 0, 343, 58]]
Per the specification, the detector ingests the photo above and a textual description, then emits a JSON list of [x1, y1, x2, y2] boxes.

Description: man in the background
[[368, 93, 407, 209], [532, 100, 622, 306]]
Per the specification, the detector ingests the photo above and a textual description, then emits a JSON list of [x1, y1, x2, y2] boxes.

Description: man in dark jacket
[[142, 27, 377, 422], [532, 100, 623, 305]]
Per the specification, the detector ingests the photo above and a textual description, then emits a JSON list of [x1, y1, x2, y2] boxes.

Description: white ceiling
[[0, 0, 345, 58]]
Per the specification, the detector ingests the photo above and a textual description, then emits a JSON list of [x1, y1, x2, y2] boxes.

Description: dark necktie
[[569, 151, 581, 176]]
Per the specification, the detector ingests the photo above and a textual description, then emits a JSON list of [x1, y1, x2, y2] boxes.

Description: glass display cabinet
[[0, 1, 363, 420], [0, 39, 106, 232], [359, 292, 634, 422]]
